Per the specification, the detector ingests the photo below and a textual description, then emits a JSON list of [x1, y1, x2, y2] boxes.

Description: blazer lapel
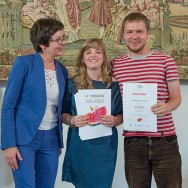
[[55, 61, 66, 111], [34, 52, 47, 108]]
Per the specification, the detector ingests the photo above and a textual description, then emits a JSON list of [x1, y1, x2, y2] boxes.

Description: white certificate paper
[[75, 89, 112, 140], [123, 83, 157, 132]]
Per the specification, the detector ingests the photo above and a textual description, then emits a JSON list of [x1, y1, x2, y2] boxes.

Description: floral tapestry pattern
[[0, 0, 188, 80]]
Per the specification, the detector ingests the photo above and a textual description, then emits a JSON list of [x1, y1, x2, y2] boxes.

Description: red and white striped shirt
[[112, 50, 179, 137]]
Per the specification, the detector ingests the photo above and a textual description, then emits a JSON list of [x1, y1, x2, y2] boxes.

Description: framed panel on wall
[[0, 0, 188, 80]]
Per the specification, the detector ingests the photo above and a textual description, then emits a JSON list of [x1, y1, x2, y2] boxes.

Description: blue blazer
[[1, 52, 68, 149]]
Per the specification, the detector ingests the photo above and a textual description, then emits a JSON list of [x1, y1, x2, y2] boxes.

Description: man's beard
[[126, 43, 146, 54]]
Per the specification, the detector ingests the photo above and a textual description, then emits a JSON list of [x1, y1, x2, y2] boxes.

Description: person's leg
[[12, 131, 43, 188], [124, 137, 152, 188], [12, 148, 35, 188], [35, 127, 60, 188], [152, 135, 182, 188]]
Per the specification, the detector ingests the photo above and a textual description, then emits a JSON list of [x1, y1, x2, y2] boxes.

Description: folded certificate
[[75, 89, 112, 140], [123, 83, 157, 132]]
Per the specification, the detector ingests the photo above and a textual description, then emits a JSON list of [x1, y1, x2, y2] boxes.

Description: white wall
[[0, 80, 188, 188]]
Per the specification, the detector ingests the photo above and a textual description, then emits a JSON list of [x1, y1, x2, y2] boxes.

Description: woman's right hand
[[71, 115, 89, 127], [4, 147, 23, 171]]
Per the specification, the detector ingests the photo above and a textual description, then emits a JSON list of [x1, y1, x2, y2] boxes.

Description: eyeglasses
[[49, 35, 68, 44]]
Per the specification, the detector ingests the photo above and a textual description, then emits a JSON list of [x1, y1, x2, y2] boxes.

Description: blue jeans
[[124, 135, 182, 188], [13, 126, 60, 188]]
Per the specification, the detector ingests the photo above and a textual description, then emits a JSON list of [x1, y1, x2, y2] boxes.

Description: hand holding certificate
[[75, 89, 112, 140], [123, 83, 157, 132]]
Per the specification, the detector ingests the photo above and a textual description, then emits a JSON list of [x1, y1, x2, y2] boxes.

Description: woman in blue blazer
[[1, 18, 68, 188]]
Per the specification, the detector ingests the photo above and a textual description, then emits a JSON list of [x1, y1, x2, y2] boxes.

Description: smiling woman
[[75, 38, 110, 89], [61, 38, 123, 188], [82, 45, 104, 72], [1, 18, 68, 188]]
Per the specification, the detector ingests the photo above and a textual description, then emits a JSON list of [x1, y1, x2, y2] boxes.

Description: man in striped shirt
[[112, 12, 182, 188]]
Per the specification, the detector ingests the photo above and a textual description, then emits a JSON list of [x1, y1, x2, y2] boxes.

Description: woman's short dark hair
[[30, 18, 64, 53]]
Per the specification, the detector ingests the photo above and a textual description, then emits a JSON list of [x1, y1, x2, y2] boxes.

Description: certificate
[[75, 89, 112, 140], [123, 83, 157, 132]]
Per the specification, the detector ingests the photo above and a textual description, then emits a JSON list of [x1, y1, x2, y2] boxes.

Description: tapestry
[[0, 0, 188, 80]]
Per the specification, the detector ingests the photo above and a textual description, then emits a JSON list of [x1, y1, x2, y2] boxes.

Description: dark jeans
[[124, 135, 182, 188]]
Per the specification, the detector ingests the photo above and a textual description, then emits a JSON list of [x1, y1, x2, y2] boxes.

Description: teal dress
[[62, 78, 123, 188]]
